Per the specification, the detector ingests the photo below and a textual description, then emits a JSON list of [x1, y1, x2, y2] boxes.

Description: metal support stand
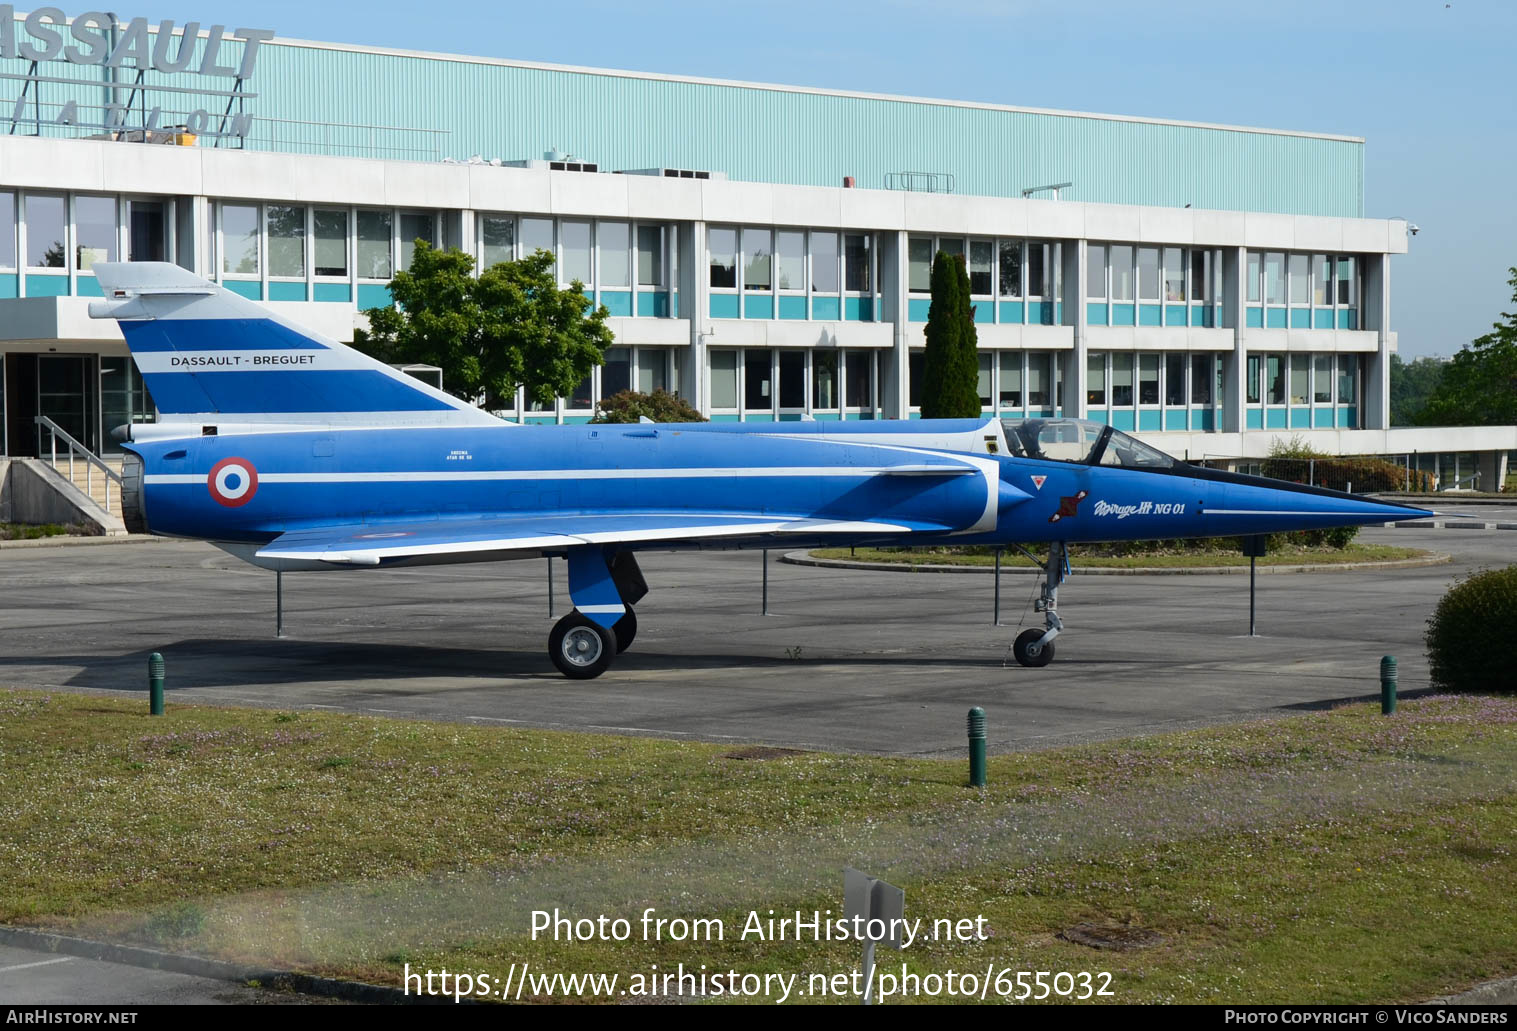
[[275, 570, 285, 639], [547, 557, 554, 618], [1249, 555, 1257, 637], [993, 547, 1002, 625], [762, 549, 769, 615]]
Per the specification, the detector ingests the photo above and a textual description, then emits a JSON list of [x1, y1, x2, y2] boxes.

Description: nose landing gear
[[1013, 541, 1067, 668]]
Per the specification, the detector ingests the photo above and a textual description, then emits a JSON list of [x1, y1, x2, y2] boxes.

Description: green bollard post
[[967, 706, 987, 788], [149, 652, 165, 716], [1380, 655, 1397, 716]]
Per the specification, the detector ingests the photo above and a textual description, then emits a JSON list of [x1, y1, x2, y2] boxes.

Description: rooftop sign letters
[[1, 6, 275, 141]]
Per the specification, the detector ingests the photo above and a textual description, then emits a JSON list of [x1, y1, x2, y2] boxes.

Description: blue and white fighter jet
[[90, 263, 1430, 679]]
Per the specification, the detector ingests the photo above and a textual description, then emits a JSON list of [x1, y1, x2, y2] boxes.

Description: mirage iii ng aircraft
[[90, 263, 1430, 680]]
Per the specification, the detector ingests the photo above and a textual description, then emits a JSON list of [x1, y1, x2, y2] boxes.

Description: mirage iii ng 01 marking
[[90, 263, 1430, 679]]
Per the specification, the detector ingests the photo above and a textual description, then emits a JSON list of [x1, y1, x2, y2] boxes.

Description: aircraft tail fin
[[89, 262, 499, 427]]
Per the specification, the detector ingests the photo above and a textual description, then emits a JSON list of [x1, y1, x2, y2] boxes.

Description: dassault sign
[[1, 6, 274, 139]]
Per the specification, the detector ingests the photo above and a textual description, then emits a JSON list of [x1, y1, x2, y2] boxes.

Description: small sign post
[[1241, 534, 1268, 636], [844, 867, 905, 1005]]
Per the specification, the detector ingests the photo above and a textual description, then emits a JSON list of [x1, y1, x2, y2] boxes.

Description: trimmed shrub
[[1425, 565, 1517, 694], [591, 389, 706, 423]]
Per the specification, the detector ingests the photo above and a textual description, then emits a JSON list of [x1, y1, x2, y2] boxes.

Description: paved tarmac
[[0, 943, 328, 1005], [2, 512, 1512, 757]]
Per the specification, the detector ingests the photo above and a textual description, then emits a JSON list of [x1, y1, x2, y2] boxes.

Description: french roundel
[[208, 457, 259, 507]]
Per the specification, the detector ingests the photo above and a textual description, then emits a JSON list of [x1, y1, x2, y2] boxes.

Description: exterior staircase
[[49, 453, 125, 520]]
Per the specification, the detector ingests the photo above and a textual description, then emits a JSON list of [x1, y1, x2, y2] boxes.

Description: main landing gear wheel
[[1013, 628, 1055, 668], [549, 611, 616, 680], [612, 607, 637, 654]]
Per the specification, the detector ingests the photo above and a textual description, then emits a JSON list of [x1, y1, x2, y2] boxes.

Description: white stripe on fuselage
[[143, 466, 967, 485]]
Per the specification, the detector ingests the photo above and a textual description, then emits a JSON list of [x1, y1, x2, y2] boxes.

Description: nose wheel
[[548, 611, 616, 679], [1013, 541, 1068, 668], [1013, 628, 1055, 667]]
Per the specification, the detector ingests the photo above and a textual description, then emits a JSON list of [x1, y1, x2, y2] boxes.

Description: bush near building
[[591, 389, 706, 424], [1260, 436, 1433, 494], [1425, 566, 1517, 694]]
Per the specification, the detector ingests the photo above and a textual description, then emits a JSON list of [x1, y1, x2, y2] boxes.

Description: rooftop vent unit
[[502, 158, 600, 173], [615, 167, 727, 181]]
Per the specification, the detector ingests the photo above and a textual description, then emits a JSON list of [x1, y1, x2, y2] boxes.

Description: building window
[[0, 192, 14, 268], [636, 225, 664, 287], [844, 350, 873, 408], [710, 350, 738, 409], [74, 195, 116, 270], [969, 240, 993, 296], [1337, 353, 1359, 404], [937, 237, 965, 262], [1191, 250, 1209, 303], [1313, 354, 1332, 404], [844, 234, 871, 293], [742, 228, 772, 292], [313, 209, 347, 277], [999, 351, 1022, 407], [356, 210, 392, 279], [1087, 353, 1107, 407], [1137, 246, 1159, 302], [1312, 254, 1331, 306], [907, 236, 932, 293], [480, 215, 514, 269], [637, 348, 670, 394], [1191, 354, 1213, 406], [998, 240, 1022, 298], [745, 349, 773, 409], [813, 349, 838, 409], [1164, 354, 1185, 406], [1138, 354, 1159, 405], [779, 349, 805, 408], [220, 203, 258, 275], [598, 221, 630, 289], [1246, 251, 1261, 303], [1026, 353, 1052, 408], [1289, 354, 1309, 405], [976, 352, 992, 409], [708, 227, 737, 289], [1246, 355, 1261, 404], [775, 230, 805, 291], [561, 220, 592, 286], [26, 194, 67, 268], [1086, 244, 1107, 299], [398, 212, 436, 271], [1266, 354, 1286, 405], [1164, 247, 1185, 302], [1028, 241, 1047, 298], [1111, 353, 1134, 407], [1109, 245, 1134, 301], [1336, 256, 1358, 307], [603, 347, 631, 396], [267, 205, 306, 278], [812, 232, 840, 294], [517, 218, 552, 270], [1264, 252, 1285, 305], [1288, 253, 1309, 307]]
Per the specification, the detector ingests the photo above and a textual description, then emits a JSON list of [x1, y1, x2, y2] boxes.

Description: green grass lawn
[[0, 522, 84, 541], [1, 689, 1514, 1003], [811, 542, 1432, 570]]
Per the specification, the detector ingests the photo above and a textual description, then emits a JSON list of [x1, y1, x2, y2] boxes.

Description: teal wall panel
[[1087, 410, 1109, 426], [269, 281, 306, 301], [636, 290, 669, 317], [1087, 303, 1108, 326], [1338, 310, 1358, 330], [1138, 409, 1161, 431], [1111, 303, 1135, 327], [76, 275, 102, 297], [1246, 407, 1264, 430], [1111, 409, 1135, 431], [1266, 408, 1287, 429], [779, 296, 807, 320], [1289, 407, 1310, 428], [1338, 405, 1357, 427], [599, 290, 632, 316], [0, 273, 15, 298], [225, 280, 263, 300], [971, 299, 992, 324], [709, 294, 739, 319], [999, 301, 1024, 324], [1290, 308, 1311, 329], [1313, 408, 1334, 428], [710, 414, 741, 423], [1138, 304, 1161, 327], [1164, 304, 1186, 326], [1313, 309, 1334, 329], [1194, 409, 1216, 431], [742, 412, 776, 422], [814, 296, 842, 321], [313, 282, 351, 303], [25, 275, 67, 297], [845, 296, 875, 321], [357, 283, 391, 309], [1266, 308, 1287, 329], [1164, 409, 1187, 431], [1246, 307, 1264, 327], [744, 294, 774, 319]]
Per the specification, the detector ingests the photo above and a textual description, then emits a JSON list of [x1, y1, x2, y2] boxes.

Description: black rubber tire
[[548, 611, 616, 680], [1013, 628, 1056, 668], [612, 607, 637, 654]]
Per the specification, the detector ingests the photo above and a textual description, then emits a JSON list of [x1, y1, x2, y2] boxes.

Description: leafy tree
[[592, 389, 706, 423], [1415, 267, 1517, 426], [1389, 353, 1446, 426], [353, 242, 614, 411], [920, 252, 980, 418]]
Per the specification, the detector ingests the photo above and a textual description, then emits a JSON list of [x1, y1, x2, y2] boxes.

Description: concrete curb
[[781, 550, 1453, 576], [0, 533, 159, 550], [1428, 973, 1517, 1005], [0, 925, 453, 1005]]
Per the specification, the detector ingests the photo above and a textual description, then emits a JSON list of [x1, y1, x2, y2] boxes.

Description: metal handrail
[[33, 416, 122, 515]]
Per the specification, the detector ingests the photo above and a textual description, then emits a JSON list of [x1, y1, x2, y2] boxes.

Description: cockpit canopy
[[999, 418, 1177, 470]]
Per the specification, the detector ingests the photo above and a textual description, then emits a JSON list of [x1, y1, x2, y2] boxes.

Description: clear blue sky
[[129, 0, 1515, 358]]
